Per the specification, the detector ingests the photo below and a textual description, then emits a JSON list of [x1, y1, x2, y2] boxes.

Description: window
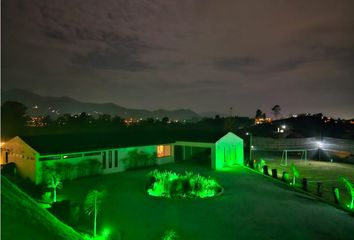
[[102, 152, 106, 169], [157, 145, 171, 158], [63, 153, 82, 159], [84, 152, 101, 157], [39, 155, 61, 161], [108, 151, 112, 168], [114, 150, 118, 167]]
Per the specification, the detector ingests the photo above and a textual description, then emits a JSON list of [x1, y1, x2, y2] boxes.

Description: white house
[[1, 132, 244, 184]]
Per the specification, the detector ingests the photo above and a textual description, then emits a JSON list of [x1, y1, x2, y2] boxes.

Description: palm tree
[[46, 173, 63, 203], [84, 190, 105, 237]]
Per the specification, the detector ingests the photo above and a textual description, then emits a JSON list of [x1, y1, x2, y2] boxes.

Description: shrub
[[41, 191, 52, 203], [162, 229, 178, 240], [147, 170, 222, 199]]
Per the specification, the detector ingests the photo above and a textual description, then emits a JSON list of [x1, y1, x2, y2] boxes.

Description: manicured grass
[[263, 159, 354, 205], [60, 162, 354, 240]]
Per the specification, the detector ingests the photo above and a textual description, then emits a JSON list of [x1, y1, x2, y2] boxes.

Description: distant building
[[1, 132, 244, 184], [255, 117, 272, 125], [27, 117, 46, 127]]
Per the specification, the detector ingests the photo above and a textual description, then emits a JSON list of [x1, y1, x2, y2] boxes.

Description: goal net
[[280, 149, 308, 166]]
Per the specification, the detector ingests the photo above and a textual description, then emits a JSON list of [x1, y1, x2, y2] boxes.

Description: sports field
[[254, 156, 354, 207]]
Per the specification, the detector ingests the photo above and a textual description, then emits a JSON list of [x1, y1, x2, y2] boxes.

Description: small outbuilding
[[175, 132, 244, 170]]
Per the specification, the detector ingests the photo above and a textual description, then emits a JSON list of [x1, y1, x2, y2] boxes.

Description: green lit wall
[[36, 144, 174, 183]]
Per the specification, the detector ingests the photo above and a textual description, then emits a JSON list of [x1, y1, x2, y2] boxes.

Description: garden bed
[[146, 170, 223, 199]]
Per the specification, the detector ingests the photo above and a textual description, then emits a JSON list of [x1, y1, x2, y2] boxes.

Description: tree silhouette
[[162, 116, 169, 124], [255, 109, 263, 119], [1, 101, 28, 138], [271, 105, 281, 120], [42, 115, 54, 127], [84, 190, 106, 237]]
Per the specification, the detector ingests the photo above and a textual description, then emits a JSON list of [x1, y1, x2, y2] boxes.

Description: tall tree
[[84, 190, 106, 237], [255, 109, 263, 119], [162, 116, 169, 124], [271, 105, 281, 120]]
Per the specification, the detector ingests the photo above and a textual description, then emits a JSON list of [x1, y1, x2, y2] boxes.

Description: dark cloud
[[73, 49, 153, 71], [2, 0, 354, 118], [213, 57, 260, 72], [45, 29, 68, 41]]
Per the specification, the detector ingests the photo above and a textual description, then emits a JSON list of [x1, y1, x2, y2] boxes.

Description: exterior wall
[[118, 144, 174, 170], [37, 150, 109, 183], [36, 143, 174, 183], [101, 149, 124, 174], [3, 136, 175, 184], [174, 141, 215, 168], [215, 132, 244, 170], [1, 137, 38, 182]]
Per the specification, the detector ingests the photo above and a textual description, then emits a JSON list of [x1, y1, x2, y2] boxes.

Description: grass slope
[[1, 176, 83, 240]]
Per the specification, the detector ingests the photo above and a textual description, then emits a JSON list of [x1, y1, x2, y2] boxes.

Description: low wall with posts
[[253, 137, 354, 152]]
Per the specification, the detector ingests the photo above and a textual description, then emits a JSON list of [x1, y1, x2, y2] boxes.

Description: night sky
[[3, 0, 354, 118]]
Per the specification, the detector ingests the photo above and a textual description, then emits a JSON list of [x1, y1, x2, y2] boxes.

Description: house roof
[[20, 130, 234, 155]]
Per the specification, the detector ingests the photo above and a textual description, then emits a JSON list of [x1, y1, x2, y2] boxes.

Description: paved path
[[62, 163, 354, 240]]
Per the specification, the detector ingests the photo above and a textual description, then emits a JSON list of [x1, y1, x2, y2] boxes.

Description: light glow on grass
[[102, 227, 111, 238]]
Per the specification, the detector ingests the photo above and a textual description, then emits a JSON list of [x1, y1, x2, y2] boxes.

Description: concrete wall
[[119, 144, 174, 169], [36, 144, 174, 183], [3, 136, 176, 184], [37, 150, 108, 183], [1, 137, 38, 182]]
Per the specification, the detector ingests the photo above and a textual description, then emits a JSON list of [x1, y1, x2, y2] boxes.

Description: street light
[[317, 141, 323, 161]]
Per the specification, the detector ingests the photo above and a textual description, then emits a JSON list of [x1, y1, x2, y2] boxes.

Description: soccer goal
[[280, 149, 308, 166]]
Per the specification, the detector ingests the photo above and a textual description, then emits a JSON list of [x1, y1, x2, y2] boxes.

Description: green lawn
[[1, 177, 83, 240], [260, 159, 354, 205], [60, 162, 354, 240]]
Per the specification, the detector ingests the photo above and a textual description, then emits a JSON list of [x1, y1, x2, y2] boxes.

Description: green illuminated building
[[1, 132, 244, 183]]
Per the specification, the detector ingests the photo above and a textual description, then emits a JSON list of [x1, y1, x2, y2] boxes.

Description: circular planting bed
[[146, 169, 223, 199]]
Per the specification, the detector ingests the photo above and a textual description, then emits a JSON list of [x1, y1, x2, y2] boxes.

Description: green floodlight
[[102, 227, 111, 237]]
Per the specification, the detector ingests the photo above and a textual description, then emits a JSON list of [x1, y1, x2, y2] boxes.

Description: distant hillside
[[1, 89, 201, 121], [1, 177, 83, 240]]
